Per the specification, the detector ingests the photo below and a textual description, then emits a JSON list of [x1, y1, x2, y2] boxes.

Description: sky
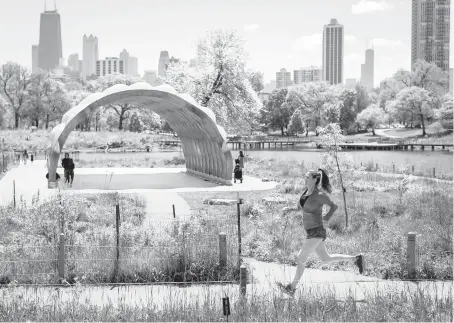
[[0, 0, 452, 87]]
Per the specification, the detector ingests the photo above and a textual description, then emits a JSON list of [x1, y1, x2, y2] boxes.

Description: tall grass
[[0, 193, 238, 285], [0, 283, 451, 321]]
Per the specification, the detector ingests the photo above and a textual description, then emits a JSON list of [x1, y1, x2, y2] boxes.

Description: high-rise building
[[345, 78, 357, 89], [276, 68, 293, 88], [68, 53, 79, 71], [322, 18, 344, 85], [32, 45, 40, 74], [128, 57, 139, 76], [293, 66, 322, 85], [78, 60, 83, 73], [143, 70, 158, 85], [158, 51, 170, 78], [38, 7, 63, 71], [360, 48, 374, 91], [96, 57, 125, 77], [119, 49, 130, 74], [82, 34, 99, 80], [411, 0, 450, 71]]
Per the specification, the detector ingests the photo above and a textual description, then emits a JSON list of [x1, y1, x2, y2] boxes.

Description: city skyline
[[1, 0, 452, 86]]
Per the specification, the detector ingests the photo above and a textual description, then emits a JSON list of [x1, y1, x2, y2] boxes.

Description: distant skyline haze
[[0, 0, 452, 86]]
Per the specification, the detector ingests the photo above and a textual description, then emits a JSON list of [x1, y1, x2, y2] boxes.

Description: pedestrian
[[238, 151, 245, 169], [61, 153, 75, 186], [22, 150, 28, 165], [30, 152, 34, 163], [233, 158, 243, 183], [278, 168, 365, 297]]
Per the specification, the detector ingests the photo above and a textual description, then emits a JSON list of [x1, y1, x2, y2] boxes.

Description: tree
[[435, 94, 453, 131], [27, 73, 50, 127], [287, 82, 342, 135], [264, 88, 292, 135], [86, 74, 143, 130], [339, 89, 357, 133], [165, 29, 261, 133], [355, 104, 387, 135], [0, 63, 34, 128], [387, 86, 433, 136], [288, 109, 305, 135], [42, 78, 70, 129], [128, 112, 143, 132], [67, 90, 92, 131], [318, 123, 364, 229], [247, 70, 264, 93], [354, 82, 370, 114]]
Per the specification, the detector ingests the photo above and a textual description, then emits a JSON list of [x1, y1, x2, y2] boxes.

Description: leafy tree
[[128, 112, 143, 132], [165, 29, 261, 133], [435, 94, 453, 131], [0, 63, 34, 128], [339, 89, 357, 133], [387, 86, 433, 136], [355, 104, 387, 135], [86, 74, 143, 130], [247, 70, 264, 93], [354, 82, 370, 114], [42, 78, 70, 129], [287, 82, 342, 135], [288, 109, 305, 135], [27, 73, 50, 127], [264, 88, 292, 135]]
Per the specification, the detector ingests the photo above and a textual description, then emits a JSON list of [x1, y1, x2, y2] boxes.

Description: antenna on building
[[54, 0, 57, 10], [44, 0, 47, 11]]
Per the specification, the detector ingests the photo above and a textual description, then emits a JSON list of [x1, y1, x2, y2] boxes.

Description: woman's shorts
[[306, 226, 327, 241]]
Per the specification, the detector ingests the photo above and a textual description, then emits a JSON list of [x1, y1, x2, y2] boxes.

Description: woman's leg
[[290, 238, 323, 289], [314, 241, 356, 263]]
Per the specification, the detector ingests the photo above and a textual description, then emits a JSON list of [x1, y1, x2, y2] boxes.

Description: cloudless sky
[[0, 0, 452, 86]]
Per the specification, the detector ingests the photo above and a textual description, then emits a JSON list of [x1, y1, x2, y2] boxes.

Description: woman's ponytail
[[318, 168, 332, 194]]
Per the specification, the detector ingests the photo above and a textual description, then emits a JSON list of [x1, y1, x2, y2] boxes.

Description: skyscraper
[[158, 51, 170, 78], [32, 45, 40, 74], [128, 56, 139, 76], [360, 48, 374, 91], [276, 68, 292, 88], [68, 53, 79, 71], [322, 19, 344, 85], [38, 6, 63, 71], [411, 0, 450, 71], [82, 34, 99, 80], [293, 66, 322, 85], [119, 49, 130, 74], [96, 57, 125, 77]]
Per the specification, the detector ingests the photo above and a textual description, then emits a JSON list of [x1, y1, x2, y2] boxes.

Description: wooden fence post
[[58, 232, 66, 280], [411, 165, 415, 174], [172, 204, 176, 218], [433, 168, 436, 178], [13, 180, 16, 208], [219, 232, 227, 266], [240, 265, 247, 296], [112, 203, 120, 282], [393, 163, 395, 172], [237, 200, 242, 269], [407, 232, 417, 279]]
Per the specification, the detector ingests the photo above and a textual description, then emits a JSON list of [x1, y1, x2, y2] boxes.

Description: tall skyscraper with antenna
[[38, 0, 62, 71]]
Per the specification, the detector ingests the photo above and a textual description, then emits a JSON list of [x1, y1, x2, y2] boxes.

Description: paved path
[[3, 258, 452, 310]]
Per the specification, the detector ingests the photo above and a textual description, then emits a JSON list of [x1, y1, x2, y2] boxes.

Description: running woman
[[278, 168, 366, 297]]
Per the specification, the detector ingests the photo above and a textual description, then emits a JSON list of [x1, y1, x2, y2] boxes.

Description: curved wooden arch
[[47, 82, 233, 187]]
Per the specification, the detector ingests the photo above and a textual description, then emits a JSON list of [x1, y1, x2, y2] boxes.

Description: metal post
[[219, 232, 227, 266], [240, 265, 247, 296], [13, 180, 16, 208], [112, 203, 120, 281], [172, 204, 176, 218], [376, 163, 378, 171], [407, 232, 417, 279], [58, 232, 66, 280], [393, 163, 395, 172], [237, 201, 242, 268], [412, 165, 415, 174], [433, 168, 436, 178]]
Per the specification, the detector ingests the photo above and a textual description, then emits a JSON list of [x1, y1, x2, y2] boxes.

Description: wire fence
[[0, 204, 241, 285]]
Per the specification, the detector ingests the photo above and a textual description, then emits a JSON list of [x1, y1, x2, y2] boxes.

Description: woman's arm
[[320, 193, 338, 222]]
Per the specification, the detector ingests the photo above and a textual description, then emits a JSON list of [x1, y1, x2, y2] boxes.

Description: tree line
[[264, 60, 452, 137]]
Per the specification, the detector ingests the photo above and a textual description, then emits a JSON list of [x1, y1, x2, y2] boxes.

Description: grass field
[[179, 157, 453, 281], [0, 192, 238, 285]]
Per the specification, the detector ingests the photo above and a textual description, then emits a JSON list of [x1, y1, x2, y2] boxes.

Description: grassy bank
[[77, 155, 186, 168], [0, 284, 451, 322], [0, 129, 173, 152], [179, 157, 453, 281], [0, 192, 238, 285]]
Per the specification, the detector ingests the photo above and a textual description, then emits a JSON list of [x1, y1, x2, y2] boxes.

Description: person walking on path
[[278, 168, 366, 297], [61, 153, 75, 186], [22, 150, 28, 165], [233, 158, 243, 183], [238, 151, 245, 169]]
